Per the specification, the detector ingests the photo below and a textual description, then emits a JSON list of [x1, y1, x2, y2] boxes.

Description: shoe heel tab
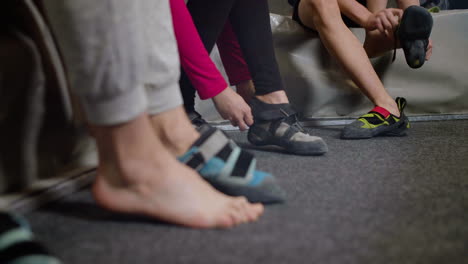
[[396, 97, 408, 111]]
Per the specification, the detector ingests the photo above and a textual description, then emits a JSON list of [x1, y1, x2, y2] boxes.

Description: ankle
[[150, 108, 200, 156], [155, 125, 199, 156], [376, 100, 400, 117], [255, 91, 289, 104], [91, 114, 172, 185]]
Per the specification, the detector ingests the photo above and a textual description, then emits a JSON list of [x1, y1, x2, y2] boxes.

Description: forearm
[[337, 0, 372, 27], [396, 0, 420, 10], [366, 0, 388, 13]]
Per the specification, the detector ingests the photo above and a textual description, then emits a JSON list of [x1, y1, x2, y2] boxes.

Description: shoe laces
[[280, 108, 305, 133], [392, 26, 398, 63]]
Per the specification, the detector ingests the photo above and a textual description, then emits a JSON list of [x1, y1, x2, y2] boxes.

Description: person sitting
[[290, 0, 433, 138]]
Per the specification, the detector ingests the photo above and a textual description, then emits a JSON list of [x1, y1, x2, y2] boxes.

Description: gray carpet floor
[[26, 120, 468, 264]]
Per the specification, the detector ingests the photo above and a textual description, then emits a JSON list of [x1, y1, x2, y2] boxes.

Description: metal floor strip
[[0, 167, 95, 213], [213, 114, 468, 131]]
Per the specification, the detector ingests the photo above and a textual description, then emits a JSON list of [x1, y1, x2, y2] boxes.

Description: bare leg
[[299, 0, 399, 116], [397, 0, 421, 10], [92, 112, 264, 228], [150, 106, 199, 156]]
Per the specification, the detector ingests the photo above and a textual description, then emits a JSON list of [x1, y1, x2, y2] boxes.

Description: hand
[[212, 87, 254, 131], [426, 39, 433, 61], [365, 8, 403, 38]]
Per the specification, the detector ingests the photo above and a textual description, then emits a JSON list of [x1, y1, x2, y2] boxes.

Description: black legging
[[180, 0, 284, 112]]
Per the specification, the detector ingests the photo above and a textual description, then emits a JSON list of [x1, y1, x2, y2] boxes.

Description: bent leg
[[298, 0, 399, 116], [229, 0, 289, 104]]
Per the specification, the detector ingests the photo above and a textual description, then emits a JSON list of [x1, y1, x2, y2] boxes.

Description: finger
[[238, 120, 248, 131], [386, 9, 399, 28], [228, 117, 238, 127], [234, 114, 248, 131], [376, 17, 385, 34], [389, 8, 403, 19], [425, 43, 433, 60], [379, 14, 393, 33], [244, 113, 254, 127]]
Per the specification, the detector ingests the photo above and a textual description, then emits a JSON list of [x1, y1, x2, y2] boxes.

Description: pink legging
[[169, 0, 252, 100]]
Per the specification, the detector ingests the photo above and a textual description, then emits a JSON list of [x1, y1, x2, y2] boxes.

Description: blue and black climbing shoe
[[341, 97, 410, 139], [179, 124, 286, 204], [0, 213, 61, 264], [397, 5, 433, 69], [247, 98, 328, 155]]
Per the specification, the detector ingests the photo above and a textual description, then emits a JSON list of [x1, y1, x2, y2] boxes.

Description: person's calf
[[150, 106, 200, 156]]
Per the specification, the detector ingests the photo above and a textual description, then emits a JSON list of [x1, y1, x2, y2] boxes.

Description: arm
[[170, 0, 253, 130], [338, 0, 402, 36], [337, 0, 372, 27], [170, 0, 227, 100], [366, 0, 388, 13]]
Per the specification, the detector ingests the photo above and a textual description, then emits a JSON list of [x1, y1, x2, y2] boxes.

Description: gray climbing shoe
[[247, 98, 328, 155]]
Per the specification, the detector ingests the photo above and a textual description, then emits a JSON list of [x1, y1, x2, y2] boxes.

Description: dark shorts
[[292, 0, 367, 31]]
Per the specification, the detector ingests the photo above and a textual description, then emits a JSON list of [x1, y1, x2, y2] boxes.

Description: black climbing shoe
[[397, 5, 433, 69]]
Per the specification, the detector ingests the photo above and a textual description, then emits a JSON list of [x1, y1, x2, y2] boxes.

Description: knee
[[303, 0, 339, 29]]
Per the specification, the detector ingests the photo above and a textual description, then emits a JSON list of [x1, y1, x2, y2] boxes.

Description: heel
[[384, 120, 409, 137]]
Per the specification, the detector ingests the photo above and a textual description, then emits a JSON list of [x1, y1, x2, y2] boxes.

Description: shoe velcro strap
[[359, 113, 388, 126], [184, 128, 231, 169], [250, 98, 297, 121], [282, 125, 301, 141], [231, 150, 255, 179], [255, 105, 296, 121], [0, 214, 22, 235], [267, 112, 305, 141], [183, 126, 257, 181], [370, 106, 390, 118], [216, 146, 256, 185], [0, 241, 51, 263], [0, 227, 33, 251]]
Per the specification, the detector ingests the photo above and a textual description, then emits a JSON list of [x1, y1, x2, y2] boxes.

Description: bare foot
[[91, 113, 264, 228]]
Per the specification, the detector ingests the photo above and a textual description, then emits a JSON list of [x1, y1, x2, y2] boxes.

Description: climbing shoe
[[341, 97, 410, 139], [397, 5, 433, 69], [247, 98, 328, 155], [179, 125, 286, 203]]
